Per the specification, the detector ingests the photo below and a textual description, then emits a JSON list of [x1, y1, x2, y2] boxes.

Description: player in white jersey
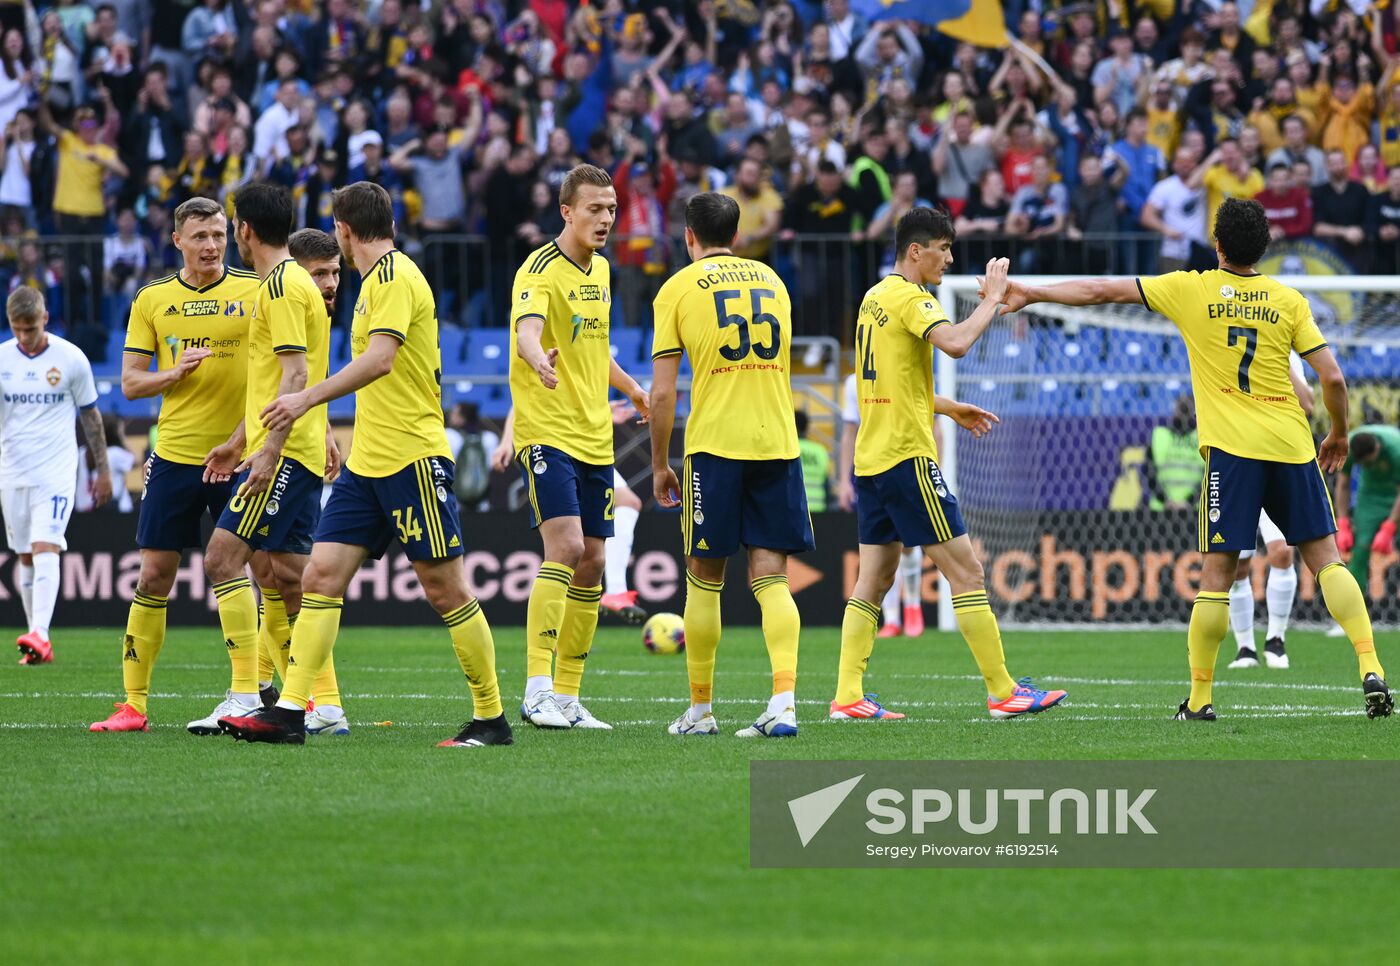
[[1228, 353, 1314, 670], [0, 289, 111, 663], [837, 372, 925, 636]]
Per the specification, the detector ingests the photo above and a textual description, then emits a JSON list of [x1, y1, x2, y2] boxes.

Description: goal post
[[930, 274, 1400, 632]]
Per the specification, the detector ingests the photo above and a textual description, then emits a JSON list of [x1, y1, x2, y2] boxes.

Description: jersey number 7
[[714, 289, 781, 361], [1228, 325, 1257, 393]]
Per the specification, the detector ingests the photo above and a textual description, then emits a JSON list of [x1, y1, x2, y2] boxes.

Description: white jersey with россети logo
[[0, 335, 98, 489]]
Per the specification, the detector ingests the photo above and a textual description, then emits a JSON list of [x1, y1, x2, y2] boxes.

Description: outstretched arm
[[648, 354, 681, 508], [261, 334, 401, 433], [1000, 276, 1144, 313]]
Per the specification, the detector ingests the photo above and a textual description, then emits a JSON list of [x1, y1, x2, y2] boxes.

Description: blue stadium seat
[[610, 327, 643, 364], [1346, 344, 1396, 381], [329, 326, 349, 366], [327, 395, 356, 420], [465, 329, 511, 376], [1104, 329, 1154, 373], [439, 325, 468, 368]]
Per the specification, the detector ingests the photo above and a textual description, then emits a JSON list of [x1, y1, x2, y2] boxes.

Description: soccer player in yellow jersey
[[88, 198, 261, 732], [510, 164, 649, 731], [649, 192, 812, 737], [219, 182, 509, 748], [250, 226, 350, 736], [1001, 197, 1392, 720], [835, 207, 1068, 721], [193, 183, 332, 733]]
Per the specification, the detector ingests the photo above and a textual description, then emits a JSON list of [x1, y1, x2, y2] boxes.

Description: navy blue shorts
[[214, 457, 321, 555], [136, 454, 235, 551], [681, 452, 814, 558], [517, 444, 615, 539], [856, 456, 968, 547], [1200, 448, 1336, 552], [317, 457, 464, 561]]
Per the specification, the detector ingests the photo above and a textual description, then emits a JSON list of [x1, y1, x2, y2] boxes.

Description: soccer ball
[[642, 613, 685, 655]]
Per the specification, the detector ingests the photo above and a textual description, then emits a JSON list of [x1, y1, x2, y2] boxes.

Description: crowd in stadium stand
[[3, 0, 1400, 346]]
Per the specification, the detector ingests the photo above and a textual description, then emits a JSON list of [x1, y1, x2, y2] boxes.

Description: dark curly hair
[[1213, 198, 1271, 267]]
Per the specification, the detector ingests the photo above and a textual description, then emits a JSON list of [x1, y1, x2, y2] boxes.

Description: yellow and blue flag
[[853, 0, 1009, 49]]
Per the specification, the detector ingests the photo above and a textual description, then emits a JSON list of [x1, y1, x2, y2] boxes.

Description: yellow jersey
[[124, 267, 258, 465], [852, 274, 950, 476], [54, 131, 117, 217], [1138, 269, 1326, 463], [509, 240, 614, 465], [245, 258, 329, 473], [1202, 165, 1264, 235], [349, 250, 451, 477], [651, 253, 798, 461]]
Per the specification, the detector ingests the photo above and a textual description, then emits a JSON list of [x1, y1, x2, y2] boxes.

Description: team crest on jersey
[[44, 367, 60, 386], [1220, 285, 1236, 300], [224, 301, 245, 317], [693, 509, 704, 525], [265, 500, 280, 516], [1209, 508, 1221, 522], [436, 485, 448, 502], [533, 460, 547, 474]]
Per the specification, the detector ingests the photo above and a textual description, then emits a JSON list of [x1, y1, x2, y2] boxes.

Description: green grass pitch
[[3, 624, 1397, 963]]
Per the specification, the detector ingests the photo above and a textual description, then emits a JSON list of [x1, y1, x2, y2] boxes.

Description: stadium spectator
[[1142, 146, 1209, 273], [1266, 114, 1326, 186], [1067, 154, 1118, 274], [1255, 162, 1314, 241], [955, 168, 1011, 269], [721, 155, 781, 263], [933, 111, 994, 216], [1007, 155, 1067, 273], [1146, 396, 1204, 512], [1191, 137, 1262, 235], [1313, 148, 1372, 270], [795, 410, 829, 513], [1093, 31, 1152, 119], [1367, 166, 1400, 274]]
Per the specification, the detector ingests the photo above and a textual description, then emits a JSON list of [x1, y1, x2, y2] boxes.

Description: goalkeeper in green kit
[[1334, 426, 1400, 620]]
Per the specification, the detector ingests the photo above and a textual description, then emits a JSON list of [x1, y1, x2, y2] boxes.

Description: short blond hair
[[559, 163, 613, 207], [174, 197, 224, 230], [7, 287, 44, 322]]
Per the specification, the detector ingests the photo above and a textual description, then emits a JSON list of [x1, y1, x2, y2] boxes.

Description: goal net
[[932, 274, 1400, 630]]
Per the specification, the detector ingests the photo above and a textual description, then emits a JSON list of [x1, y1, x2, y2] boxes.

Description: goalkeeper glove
[[1337, 517, 1354, 553], [1372, 519, 1397, 555]]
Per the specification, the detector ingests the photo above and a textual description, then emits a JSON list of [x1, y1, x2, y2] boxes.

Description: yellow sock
[[952, 590, 1016, 700], [526, 563, 572, 679], [281, 594, 343, 710], [121, 592, 168, 715], [1188, 591, 1231, 711], [683, 571, 723, 705], [753, 574, 799, 696], [310, 649, 341, 707], [444, 598, 503, 718], [836, 597, 881, 705], [257, 587, 289, 683], [1317, 562, 1385, 680], [555, 584, 601, 699], [212, 577, 259, 694]]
